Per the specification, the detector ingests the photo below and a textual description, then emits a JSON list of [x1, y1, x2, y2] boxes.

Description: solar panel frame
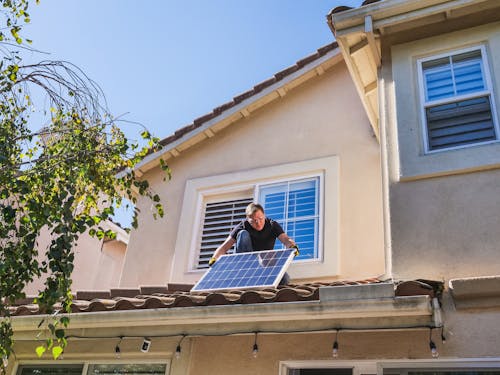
[[191, 249, 295, 292]]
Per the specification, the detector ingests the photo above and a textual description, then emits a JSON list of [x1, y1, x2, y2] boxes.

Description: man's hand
[[208, 257, 217, 267], [291, 245, 300, 257]]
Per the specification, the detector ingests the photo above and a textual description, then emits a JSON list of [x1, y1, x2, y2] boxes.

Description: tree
[[0, 1, 169, 370]]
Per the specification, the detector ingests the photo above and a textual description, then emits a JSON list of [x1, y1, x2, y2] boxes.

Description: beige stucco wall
[[24, 227, 126, 295], [121, 61, 385, 287], [11, 307, 500, 375], [381, 22, 500, 280]]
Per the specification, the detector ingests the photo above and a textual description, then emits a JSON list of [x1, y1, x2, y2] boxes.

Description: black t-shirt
[[230, 218, 284, 251]]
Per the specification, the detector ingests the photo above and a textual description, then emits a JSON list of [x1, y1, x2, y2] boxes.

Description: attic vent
[[197, 197, 253, 269]]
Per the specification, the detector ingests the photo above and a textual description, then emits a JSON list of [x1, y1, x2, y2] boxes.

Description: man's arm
[[212, 235, 236, 260], [278, 233, 296, 248]]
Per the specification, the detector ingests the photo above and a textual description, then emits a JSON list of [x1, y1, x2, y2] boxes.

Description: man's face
[[248, 210, 266, 231]]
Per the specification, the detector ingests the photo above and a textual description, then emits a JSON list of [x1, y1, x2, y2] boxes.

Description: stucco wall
[[391, 21, 500, 180], [12, 317, 500, 375], [24, 227, 126, 295], [120, 61, 385, 287], [383, 22, 500, 280]]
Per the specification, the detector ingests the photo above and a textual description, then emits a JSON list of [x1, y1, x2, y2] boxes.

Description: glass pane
[[424, 67, 454, 101], [287, 218, 317, 260], [260, 183, 286, 221], [454, 60, 484, 95], [87, 363, 167, 375], [423, 49, 486, 102], [18, 365, 83, 375], [288, 180, 317, 219]]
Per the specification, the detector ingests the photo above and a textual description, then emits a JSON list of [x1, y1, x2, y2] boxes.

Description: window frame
[[417, 44, 500, 154], [191, 172, 324, 271]]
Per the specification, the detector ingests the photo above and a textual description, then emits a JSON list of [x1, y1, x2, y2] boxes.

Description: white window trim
[[169, 155, 339, 284], [279, 360, 376, 375], [416, 44, 500, 154]]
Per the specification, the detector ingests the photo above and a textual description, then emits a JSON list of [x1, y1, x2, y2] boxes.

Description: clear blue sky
[[24, 0, 363, 225]]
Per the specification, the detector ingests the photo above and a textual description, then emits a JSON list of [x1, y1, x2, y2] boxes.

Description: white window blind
[[197, 197, 253, 269], [420, 47, 497, 151]]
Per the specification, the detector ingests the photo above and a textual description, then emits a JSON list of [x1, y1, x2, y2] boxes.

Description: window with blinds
[[419, 47, 498, 151], [197, 197, 253, 269], [259, 177, 320, 260]]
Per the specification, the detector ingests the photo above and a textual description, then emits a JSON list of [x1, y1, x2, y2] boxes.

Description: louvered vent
[[197, 197, 253, 269], [426, 96, 496, 150]]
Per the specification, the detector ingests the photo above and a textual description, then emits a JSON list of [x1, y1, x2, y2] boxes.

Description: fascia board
[[332, 0, 490, 36], [134, 48, 343, 174], [11, 295, 431, 338]]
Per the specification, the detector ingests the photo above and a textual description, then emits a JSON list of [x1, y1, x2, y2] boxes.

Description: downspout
[[378, 65, 393, 281], [328, 9, 392, 280]]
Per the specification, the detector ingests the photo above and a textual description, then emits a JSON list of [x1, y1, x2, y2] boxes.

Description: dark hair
[[245, 203, 265, 217]]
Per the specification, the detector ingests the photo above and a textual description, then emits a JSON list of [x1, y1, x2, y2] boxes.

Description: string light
[[332, 329, 339, 358], [63, 324, 444, 359], [429, 328, 439, 358], [440, 326, 446, 344], [2, 356, 8, 368], [114, 336, 123, 359], [175, 335, 186, 360], [252, 332, 259, 358]]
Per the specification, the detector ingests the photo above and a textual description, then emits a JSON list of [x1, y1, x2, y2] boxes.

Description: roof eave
[[11, 294, 432, 340]]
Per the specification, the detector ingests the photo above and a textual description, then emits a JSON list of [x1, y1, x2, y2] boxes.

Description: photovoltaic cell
[[191, 249, 295, 292]]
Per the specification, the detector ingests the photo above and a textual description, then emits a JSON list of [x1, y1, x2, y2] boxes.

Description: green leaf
[[52, 346, 63, 359], [55, 329, 65, 339], [35, 346, 46, 358]]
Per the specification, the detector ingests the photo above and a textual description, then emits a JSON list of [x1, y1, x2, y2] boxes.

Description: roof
[[8, 279, 438, 317], [329, 0, 382, 16]]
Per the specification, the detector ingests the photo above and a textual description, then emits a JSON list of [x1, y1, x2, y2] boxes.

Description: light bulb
[[429, 340, 439, 358], [115, 345, 121, 359], [2, 356, 8, 368], [252, 343, 259, 358], [332, 341, 339, 358], [175, 345, 181, 359]]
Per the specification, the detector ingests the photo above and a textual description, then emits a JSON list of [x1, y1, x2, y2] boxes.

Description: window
[[289, 369, 352, 375], [385, 368, 500, 375], [17, 363, 168, 375], [259, 177, 320, 260], [197, 197, 253, 269], [18, 365, 84, 375], [418, 46, 498, 152], [195, 176, 321, 269]]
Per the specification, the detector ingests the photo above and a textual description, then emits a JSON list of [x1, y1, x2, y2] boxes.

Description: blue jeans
[[235, 230, 290, 286]]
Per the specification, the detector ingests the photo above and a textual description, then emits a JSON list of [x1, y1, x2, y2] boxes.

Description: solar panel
[[191, 249, 295, 292]]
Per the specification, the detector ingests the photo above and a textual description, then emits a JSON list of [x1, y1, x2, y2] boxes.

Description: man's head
[[246, 203, 266, 231]]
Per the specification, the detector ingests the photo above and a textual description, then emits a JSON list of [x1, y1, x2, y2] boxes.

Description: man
[[209, 203, 298, 285]]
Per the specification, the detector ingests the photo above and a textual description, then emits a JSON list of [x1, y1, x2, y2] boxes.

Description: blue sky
[[24, 0, 363, 225]]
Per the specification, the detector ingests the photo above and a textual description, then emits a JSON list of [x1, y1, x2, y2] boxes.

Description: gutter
[[11, 285, 433, 339]]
